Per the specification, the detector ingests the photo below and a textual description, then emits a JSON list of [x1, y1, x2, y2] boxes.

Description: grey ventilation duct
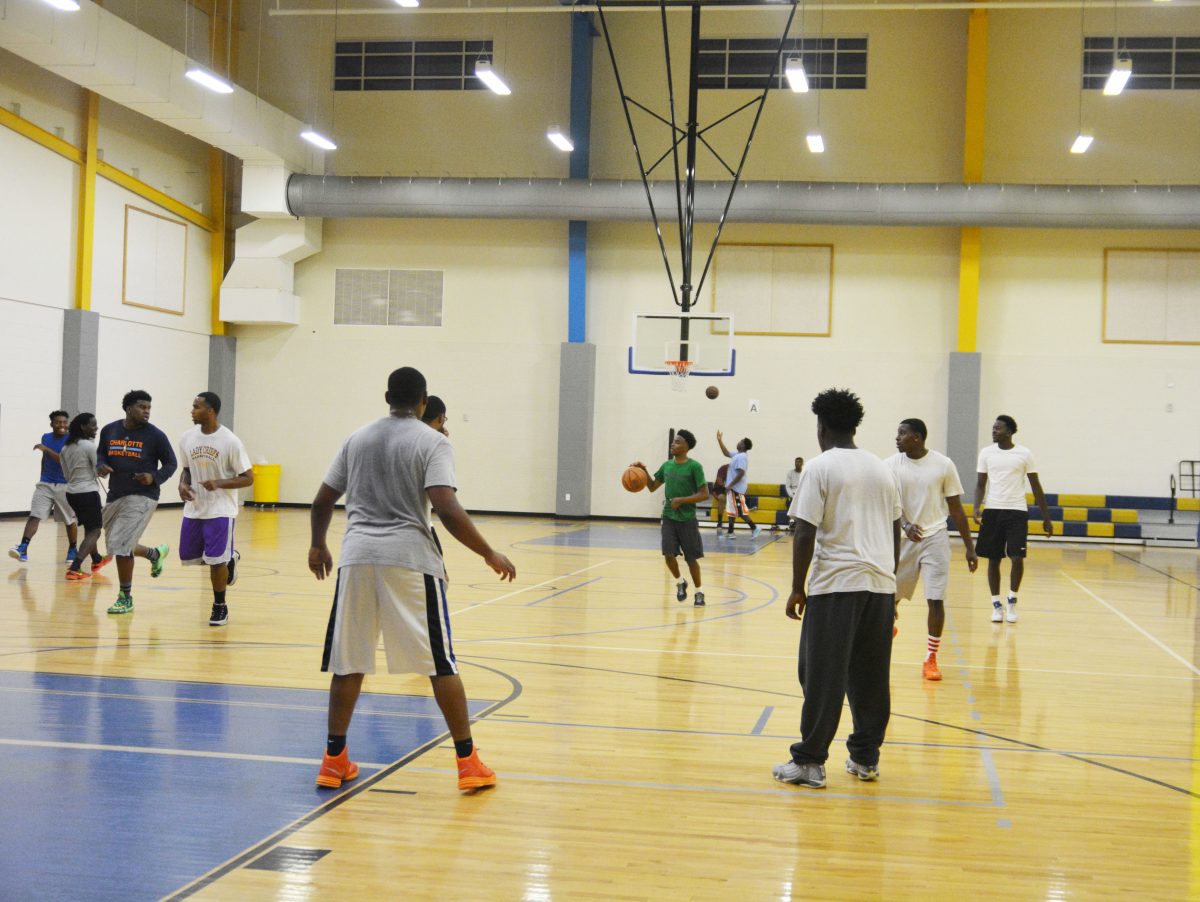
[[286, 176, 1200, 229]]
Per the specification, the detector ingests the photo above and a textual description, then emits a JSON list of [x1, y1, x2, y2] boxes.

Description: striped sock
[[926, 635, 941, 661]]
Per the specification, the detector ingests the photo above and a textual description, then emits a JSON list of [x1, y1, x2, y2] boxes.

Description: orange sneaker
[[456, 748, 497, 792], [65, 569, 91, 581], [315, 748, 359, 789], [91, 555, 114, 573], [923, 655, 942, 681]]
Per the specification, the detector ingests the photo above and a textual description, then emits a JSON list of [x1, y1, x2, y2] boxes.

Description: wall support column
[[75, 91, 98, 312], [208, 336, 237, 430], [61, 310, 100, 416]]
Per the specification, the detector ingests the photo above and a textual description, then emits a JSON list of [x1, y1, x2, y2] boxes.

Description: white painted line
[[1061, 571, 1200, 678], [452, 559, 614, 616], [0, 737, 389, 769]]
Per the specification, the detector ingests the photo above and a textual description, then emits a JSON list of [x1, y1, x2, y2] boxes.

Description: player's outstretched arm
[[428, 485, 516, 581], [715, 430, 732, 458], [308, 482, 342, 579]]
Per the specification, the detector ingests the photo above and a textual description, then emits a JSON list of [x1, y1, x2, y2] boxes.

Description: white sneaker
[[751, 526, 762, 539], [991, 603, 1003, 623], [1006, 603, 1018, 623]]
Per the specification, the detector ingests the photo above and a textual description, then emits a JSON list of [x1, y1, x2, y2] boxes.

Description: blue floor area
[[527, 523, 776, 554], [0, 671, 487, 901]]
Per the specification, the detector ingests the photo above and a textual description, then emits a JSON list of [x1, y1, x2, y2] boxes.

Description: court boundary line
[[0, 737, 392, 769], [453, 560, 614, 616]]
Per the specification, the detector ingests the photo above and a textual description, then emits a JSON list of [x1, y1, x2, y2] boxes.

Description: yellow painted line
[[1058, 493, 1106, 508], [0, 106, 83, 164], [75, 92, 99, 312], [1086, 522, 1115, 538], [97, 161, 217, 233], [956, 227, 980, 353]]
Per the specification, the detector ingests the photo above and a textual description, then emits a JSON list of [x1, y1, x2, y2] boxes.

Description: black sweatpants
[[790, 591, 894, 768]]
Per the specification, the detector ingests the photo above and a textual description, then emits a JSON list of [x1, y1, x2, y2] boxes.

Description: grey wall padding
[[946, 352, 982, 501], [556, 342, 597, 517], [61, 309, 99, 417], [208, 336, 237, 431], [287, 177, 1200, 229]]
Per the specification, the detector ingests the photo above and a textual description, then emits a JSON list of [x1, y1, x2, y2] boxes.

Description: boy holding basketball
[[631, 429, 709, 606]]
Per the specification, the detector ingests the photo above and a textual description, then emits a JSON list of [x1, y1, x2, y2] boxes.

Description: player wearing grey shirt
[[309, 366, 516, 795]]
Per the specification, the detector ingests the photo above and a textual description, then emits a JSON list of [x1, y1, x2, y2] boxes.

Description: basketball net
[[665, 359, 692, 392]]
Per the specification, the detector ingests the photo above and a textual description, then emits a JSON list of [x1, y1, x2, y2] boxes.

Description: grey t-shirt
[[60, 440, 101, 494], [323, 416, 455, 580]]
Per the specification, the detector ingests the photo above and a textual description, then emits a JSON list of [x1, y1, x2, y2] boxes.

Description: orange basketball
[[622, 466, 649, 492], [705, 385, 719, 399]]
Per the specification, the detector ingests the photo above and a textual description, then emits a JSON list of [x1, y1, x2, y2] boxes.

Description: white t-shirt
[[977, 443, 1037, 511], [789, 448, 902, 596], [784, 468, 802, 498], [60, 439, 101, 494], [886, 450, 964, 536], [323, 415, 455, 580], [179, 425, 253, 519], [727, 451, 750, 494]]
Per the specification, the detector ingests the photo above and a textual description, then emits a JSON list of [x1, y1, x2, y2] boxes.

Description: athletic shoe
[[772, 760, 825, 788], [65, 568, 91, 581], [751, 526, 762, 539], [676, 580, 688, 602], [693, 591, 706, 607], [107, 592, 133, 614], [991, 602, 1004, 623], [456, 748, 497, 792], [715, 531, 729, 541], [315, 748, 359, 789], [209, 602, 229, 626], [150, 544, 169, 578], [226, 549, 240, 586], [845, 758, 880, 782], [923, 655, 942, 681], [65, 547, 78, 564], [9, 545, 28, 563], [91, 555, 113, 573], [1006, 603, 1019, 623]]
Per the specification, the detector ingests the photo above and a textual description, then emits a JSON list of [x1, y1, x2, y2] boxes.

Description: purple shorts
[[180, 517, 235, 565]]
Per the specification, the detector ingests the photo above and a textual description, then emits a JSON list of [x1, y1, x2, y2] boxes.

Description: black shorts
[[661, 517, 704, 561], [976, 509, 1028, 559], [66, 491, 103, 531]]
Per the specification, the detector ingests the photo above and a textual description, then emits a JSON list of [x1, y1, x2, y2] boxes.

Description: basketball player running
[[773, 388, 901, 789], [97, 390, 177, 615], [888, 419, 978, 681], [310, 367, 515, 793], [631, 429, 709, 606], [716, 431, 760, 539], [974, 415, 1051, 624], [9, 410, 80, 563], [178, 393, 254, 627], [60, 413, 113, 579]]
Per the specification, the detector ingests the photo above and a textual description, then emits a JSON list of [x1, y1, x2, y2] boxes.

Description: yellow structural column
[[209, 147, 226, 336], [957, 8, 988, 353], [75, 92, 99, 312]]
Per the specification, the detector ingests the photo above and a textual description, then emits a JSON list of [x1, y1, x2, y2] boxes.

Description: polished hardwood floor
[[3, 508, 1197, 900]]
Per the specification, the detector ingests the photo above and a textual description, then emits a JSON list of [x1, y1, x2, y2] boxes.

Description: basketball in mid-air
[[705, 385, 719, 400], [622, 466, 649, 492]]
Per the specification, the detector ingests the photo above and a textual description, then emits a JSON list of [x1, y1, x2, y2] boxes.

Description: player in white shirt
[[974, 415, 1051, 624], [178, 393, 254, 627], [888, 419, 978, 681], [783, 457, 803, 532], [772, 389, 901, 791]]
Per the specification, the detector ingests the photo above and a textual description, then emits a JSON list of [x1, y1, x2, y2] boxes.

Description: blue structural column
[[556, 13, 597, 518]]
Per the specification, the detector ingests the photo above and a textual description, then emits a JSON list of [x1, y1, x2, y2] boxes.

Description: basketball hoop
[[665, 359, 692, 392]]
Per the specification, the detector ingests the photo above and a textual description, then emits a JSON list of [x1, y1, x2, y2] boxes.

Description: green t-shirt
[[654, 457, 707, 522]]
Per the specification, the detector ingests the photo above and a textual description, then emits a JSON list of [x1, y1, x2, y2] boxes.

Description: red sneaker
[[91, 555, 114, 573], [65, 569, 91, 581], [923, 655, 943, 681], [456, 748, 497, 792], [315, 748, 359, 789]]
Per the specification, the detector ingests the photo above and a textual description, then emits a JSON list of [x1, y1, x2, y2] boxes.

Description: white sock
[[926, 635, 941, 661], [991, 595, 1001, 607], [677, 578, 686, 586]]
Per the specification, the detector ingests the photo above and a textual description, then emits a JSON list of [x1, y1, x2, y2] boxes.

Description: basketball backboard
[[628, 312, 736, 377]]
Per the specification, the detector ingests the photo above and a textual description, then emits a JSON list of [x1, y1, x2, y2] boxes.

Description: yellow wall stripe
[[0, 106, 83, 164], [957, 227, 981, 353], [97, 161, 217, 233], [75, 93, 99, 312]]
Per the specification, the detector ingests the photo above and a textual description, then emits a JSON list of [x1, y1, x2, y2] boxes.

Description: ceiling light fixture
[[806, 133, 825, 153], [784, 58, 809, 93], [185, 66, 234, 94], [300, 130, 338, 151], [393, 0, 420, 7], [1103, 57, 1132, 95], [41, 0, 80, 10], [547, 128, 574, 152], [474, 60, 512, 96], [1070, 134, 1094, 153]]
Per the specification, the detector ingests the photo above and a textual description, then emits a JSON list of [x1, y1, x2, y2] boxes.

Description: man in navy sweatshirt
[[97, 389, 177, 614]]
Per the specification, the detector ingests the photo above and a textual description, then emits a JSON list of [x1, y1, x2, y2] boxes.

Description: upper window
[[1083, 36, 1200, 90], [335, 40, 494, 92], [698, 37, 867, 90]]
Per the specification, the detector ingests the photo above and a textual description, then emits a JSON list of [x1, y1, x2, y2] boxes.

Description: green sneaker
[[150, 544, 169, 578], [107, 592, 133, 614]]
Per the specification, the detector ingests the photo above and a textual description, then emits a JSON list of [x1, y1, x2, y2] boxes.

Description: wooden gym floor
[[2, 507, 1198, 900]]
